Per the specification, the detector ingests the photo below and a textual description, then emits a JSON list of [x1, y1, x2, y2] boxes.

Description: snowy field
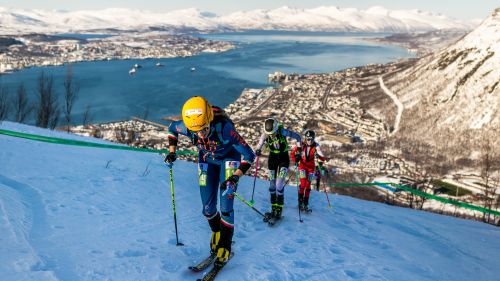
[[1, 121, 499, 281]]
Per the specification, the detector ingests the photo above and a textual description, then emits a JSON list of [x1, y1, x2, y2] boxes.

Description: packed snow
[[0, 5, 476, 35], [1, 121, 499, 281]]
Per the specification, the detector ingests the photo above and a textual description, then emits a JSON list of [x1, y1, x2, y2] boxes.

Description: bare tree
[[480, 137, 495, 223], [35, 72, 60, 128], [63, 65, 80, 132], [82, 105, 94, 127], [14, 83, 33, 123], [0, 86, 10, 121]]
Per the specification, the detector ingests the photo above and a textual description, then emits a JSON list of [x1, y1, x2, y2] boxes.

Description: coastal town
[[0, 33, 234, 73], [68, 55, 499, 224]]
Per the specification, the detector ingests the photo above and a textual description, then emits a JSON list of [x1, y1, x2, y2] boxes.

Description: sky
[[0, 0, 498, 20]]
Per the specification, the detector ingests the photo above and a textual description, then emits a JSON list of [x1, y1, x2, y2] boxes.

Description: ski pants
[[298, 166, 316, 199], [267, 153, 290, 196], [198, 158, 240, 228]]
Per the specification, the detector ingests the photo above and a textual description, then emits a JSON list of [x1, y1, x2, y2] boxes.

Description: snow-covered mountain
[[1, 121, 500, 281], [385, 8, 500, 159], [0, 6, 474, 35]]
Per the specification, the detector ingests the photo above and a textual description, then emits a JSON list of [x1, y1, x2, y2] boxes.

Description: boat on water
[[134, 63, 142, 69], [129, 68, 136, 75], [190, 67, 196, 72], [156, 62, 164, 67]]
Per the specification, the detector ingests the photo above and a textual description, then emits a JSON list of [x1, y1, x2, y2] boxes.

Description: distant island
[[0, 33, 234, 73]]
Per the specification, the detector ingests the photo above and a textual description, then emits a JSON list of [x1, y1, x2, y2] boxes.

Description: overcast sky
[[0, 0, 497, 20]]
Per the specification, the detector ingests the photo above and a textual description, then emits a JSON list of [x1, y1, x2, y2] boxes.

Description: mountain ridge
[[0, 5, 475, 35], [384, 8, 499, 163]]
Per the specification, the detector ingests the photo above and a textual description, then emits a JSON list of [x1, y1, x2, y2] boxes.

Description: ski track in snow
[[0, 174, 79, 281], [379, 76, 403, 136]]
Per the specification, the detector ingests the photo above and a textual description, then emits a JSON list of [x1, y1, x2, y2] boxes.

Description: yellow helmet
[[182, 96, 214, 131]]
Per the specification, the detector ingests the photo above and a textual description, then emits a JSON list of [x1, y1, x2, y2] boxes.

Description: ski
[[189, 254, 216, 272], [267, 216, 284, 226], [263, 212, 273, 223], [196, 252, 234, 281], [300, 206, 312, 213], [189, 242, 236, 272]]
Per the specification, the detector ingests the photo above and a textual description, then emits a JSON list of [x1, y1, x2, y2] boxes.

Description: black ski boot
[[214, 223, 233, 268], [274, 194, 284, 219], [298, 193, 304, 211], [264, 193, 277, 222], [207, 212, 221, 254], [303, 196, 312, 213]]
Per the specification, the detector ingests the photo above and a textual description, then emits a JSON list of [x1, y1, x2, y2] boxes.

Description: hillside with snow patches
[[0, 6, 475, 35], [1, 121, 500, 281], [384, 8, 500, 159]]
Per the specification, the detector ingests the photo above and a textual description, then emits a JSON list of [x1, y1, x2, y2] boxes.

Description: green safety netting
[[0, 128, 196, 155], [326, 182, 500, 216]]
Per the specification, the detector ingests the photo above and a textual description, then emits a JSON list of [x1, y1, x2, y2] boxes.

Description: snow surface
[[0, 5, 476, 35], [1, 121, 500, 281]]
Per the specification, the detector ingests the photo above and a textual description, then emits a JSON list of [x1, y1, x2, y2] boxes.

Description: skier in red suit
[[291, 130, 326, 211]]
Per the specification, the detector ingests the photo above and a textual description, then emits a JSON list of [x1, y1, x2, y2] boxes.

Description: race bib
[[299, 169, 306, 179], [268, 170, 276, 180], [198, 163, 208, 186], [224, 161, 240, 180]]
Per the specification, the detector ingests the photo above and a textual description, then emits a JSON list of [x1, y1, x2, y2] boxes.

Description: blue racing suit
[[168, 117, 255, 252]]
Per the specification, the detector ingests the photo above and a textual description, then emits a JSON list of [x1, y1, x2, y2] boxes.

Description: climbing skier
[[254, 118, 301, 220], [291, 130, 326, 212], [165, 96, 256, 269]]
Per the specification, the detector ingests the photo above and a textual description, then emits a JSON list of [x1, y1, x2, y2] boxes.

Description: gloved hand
[[220, 175, 239, 190], [255, 149, 261, 156], [294, 151, 301, 162], [320, 167, 327, 176], [164, 152, 177, 165]]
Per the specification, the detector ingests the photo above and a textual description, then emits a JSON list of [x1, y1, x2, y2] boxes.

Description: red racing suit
[[291, 141, 326, 206]]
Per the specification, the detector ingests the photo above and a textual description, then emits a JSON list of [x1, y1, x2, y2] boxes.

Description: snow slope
[[0, 6, 474, 35], [1, 121, 499, 281]]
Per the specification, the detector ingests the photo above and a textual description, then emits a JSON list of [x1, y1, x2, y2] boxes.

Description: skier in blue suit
[[165, 96, 256, 267]]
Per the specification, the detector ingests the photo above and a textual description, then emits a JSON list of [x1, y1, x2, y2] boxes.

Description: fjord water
[[0, 32, 411, 124]]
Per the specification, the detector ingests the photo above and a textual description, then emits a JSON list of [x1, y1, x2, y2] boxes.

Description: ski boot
[[214, 223, 233, 268], [210, 231, 220, 255], [302, 196, 312, 213], [274, 194, 284, 220], [214, 247, 231, 268]]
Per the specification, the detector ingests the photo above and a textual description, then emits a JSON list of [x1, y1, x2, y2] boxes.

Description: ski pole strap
[[0, 128, 197, 155]]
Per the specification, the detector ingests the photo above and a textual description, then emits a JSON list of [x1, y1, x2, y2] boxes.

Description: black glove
[[294, 151, 301, 162], [164, 152, 177, 164], [255, 149, 261, 156], [220, 175, 239, 190]]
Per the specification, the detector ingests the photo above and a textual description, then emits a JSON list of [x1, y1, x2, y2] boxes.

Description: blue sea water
[[0, 32, 412, 125]]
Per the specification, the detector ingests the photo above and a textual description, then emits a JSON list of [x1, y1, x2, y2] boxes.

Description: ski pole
[[321, 168, 332, 208], [250, 156, 260, 205], [168, 164, 184, 246], [295, 162, 303, 223], [234, 191, 267, 218], [323, 184, 332, 208], [283, 167, 293, 187]]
